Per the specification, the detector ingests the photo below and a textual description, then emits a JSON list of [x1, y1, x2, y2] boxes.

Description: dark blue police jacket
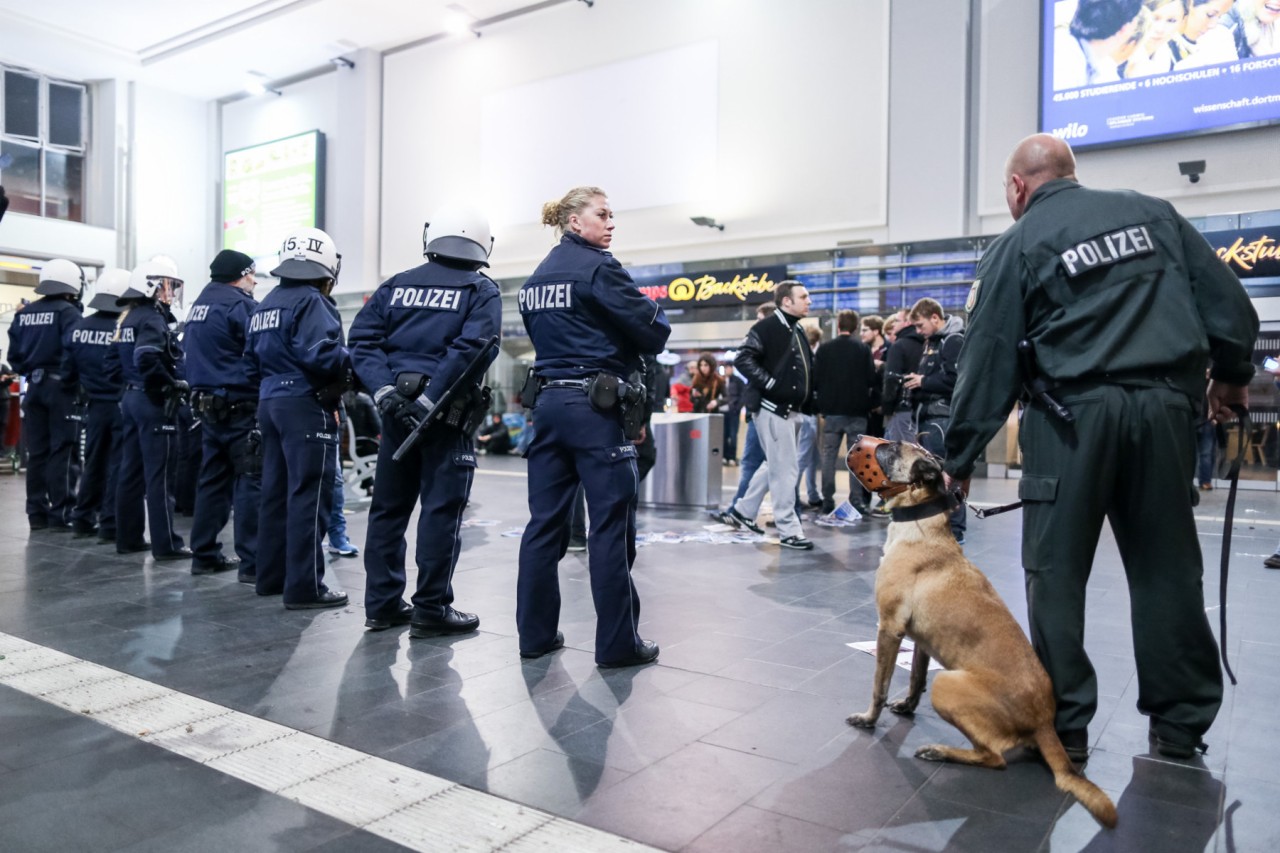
[[104, 301, 180, 391], [7, 295, 81, 374], [349, 261, 502, 401], [61, 311, 125, 401], [245, 281, 348, 399], [519, 233, 670, 380], [184, 280, 258, 400]]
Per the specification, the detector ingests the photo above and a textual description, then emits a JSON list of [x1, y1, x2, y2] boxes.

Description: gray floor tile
[[685, 805, 870, 853], [2, 469, 1277, 851]]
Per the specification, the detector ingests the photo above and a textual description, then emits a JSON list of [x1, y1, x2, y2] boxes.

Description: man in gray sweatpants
[[719, 281, 817, 551]]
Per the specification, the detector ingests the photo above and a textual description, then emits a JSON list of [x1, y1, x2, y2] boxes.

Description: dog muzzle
[[846, 435, 911, 498]]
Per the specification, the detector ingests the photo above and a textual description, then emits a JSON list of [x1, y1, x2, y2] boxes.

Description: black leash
[[1217, 404, 1249, 687], [971, 499, 1021, 519]]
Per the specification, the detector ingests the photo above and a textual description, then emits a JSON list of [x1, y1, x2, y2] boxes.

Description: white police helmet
[[88, 268, 132, 312], [36, 258, 86, 297], [121, 257, 183, 302], [422, 204, 493, 267], [271, 228, 341, 281]]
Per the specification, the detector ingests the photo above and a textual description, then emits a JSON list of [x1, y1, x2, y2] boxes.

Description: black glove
[[395, 395, 434, 432], [375, 385, 413, 420], [163, 380, 190, 419]]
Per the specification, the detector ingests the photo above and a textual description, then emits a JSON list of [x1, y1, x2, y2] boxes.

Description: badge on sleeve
[[965, 279, 981, 313]]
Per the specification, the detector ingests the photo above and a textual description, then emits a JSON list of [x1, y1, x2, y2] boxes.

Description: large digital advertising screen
[[223, 130, 325, 262], [1040, 1, 1280, 150]]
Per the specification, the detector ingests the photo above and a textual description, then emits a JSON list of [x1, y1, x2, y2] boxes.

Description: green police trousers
[[1018, 382, 1223, 742]]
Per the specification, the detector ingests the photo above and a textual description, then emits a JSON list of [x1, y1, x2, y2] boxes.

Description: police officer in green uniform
[[943, 133, 1258, 763]]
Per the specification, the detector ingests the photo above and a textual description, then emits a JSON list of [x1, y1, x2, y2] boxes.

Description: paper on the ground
[[816, 500, 863, 527], [848, 638, 944, 672]]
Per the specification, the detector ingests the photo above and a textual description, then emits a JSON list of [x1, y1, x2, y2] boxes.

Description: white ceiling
[[0, 0, 555, 100]]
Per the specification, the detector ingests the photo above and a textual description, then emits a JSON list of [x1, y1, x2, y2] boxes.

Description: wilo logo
[[1052, 122, 1089, 139]]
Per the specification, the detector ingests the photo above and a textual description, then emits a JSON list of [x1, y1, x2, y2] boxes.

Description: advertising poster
[[223, 131, 325, 260], [1040, 1, 1280, 149]]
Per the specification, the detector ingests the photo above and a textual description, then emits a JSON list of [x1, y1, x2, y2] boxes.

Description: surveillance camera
[[1178, 160, 1205, 184]]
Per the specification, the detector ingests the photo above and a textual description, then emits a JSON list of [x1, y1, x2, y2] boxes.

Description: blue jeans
[[328, 466, 347, 540], [732, 419, 766, 504], [1197, 421, 1217, 485], [795, 415, 819, 511]]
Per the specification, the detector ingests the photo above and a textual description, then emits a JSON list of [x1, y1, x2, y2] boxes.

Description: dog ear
[[909, 456, 944, 491]]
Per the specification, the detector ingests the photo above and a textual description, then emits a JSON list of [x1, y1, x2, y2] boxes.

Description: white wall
[[888, 1, 972, 243], [132, 83, 211, 292], [220, 51, 382, 296], [381, 0, 890, 281]]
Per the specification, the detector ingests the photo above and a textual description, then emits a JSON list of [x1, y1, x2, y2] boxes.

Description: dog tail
[[1033, 727, 1118, 828]]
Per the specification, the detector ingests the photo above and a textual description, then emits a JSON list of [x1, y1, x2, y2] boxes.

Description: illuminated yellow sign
[[666, 271, 777, 303], [1217, 234, 1280, 273]]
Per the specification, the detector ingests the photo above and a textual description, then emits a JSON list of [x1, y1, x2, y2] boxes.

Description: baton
[[393, 335, 499, 462]]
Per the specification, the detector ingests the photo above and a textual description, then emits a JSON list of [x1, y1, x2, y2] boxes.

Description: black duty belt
[[542, 379, 590, 390]]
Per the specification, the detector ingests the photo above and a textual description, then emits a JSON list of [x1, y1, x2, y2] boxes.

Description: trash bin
[[639, 412, 723, 509]]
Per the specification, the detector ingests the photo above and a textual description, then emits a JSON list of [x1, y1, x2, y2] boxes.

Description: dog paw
[[889, 701, 917, 717], [847, 713, 877, 729], [915, 745, 947, 762]]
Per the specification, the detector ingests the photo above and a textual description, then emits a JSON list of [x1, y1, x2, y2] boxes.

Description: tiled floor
[[2, 455, 1279, 852]]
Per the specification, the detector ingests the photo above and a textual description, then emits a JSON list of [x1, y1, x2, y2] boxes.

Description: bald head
[[1003, 134, 1078, 220]]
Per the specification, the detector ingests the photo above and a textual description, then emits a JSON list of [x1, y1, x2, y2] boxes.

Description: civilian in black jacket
[[721, 364, 746, 465], [881, 310, 925, 443], [720, 281, 816, 550], [814, 309, 877, 514], [903, 297, 966, 541]]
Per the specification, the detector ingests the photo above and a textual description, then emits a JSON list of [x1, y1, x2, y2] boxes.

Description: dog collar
[[890, 491, 960, 523]]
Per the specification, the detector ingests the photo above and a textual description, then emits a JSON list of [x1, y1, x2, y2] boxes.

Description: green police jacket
[[943, 178, 1258, 480]]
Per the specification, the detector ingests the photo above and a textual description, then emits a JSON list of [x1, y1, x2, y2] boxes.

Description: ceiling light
[[445, 4, 481, 37], [690, 216, 725, 232], [245, 71, 281, 97]]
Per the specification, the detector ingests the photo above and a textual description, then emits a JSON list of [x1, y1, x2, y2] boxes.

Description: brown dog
[[845, 438, 1117, 828]]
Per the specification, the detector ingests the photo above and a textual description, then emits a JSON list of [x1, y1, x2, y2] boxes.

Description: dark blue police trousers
[[22, 375, 78, 524], [71, 398, 121, 536], [117, 388, 184, 555], [363, 416, 475, 621], [517, 387, 642, 664], [190, 406, 261, 574], [256, 396, 339, 604]]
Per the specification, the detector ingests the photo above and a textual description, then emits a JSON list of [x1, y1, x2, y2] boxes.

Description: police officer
[[62, 267, 130, 541], [109, 258, 192, 558], [349, 205, 501, 635], [944, 133, 1258, 762], [185, 250, 261, 581], [7, 258, 83, 530], [246, 228, 350, 609], [516, 186, 671, 666]]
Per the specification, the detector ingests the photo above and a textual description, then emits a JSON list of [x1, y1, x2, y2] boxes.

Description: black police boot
[[598, 639, 660, 669], [520, 631, 565, 660], [1149, 722, 1208, 759], [284, 588, 349, 610], [153, 547, 194, 561], [365, 601, 414, 631], [117, 540, 151, 554], [409, 606, 480, 638], [191, 554, 241, 575]]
